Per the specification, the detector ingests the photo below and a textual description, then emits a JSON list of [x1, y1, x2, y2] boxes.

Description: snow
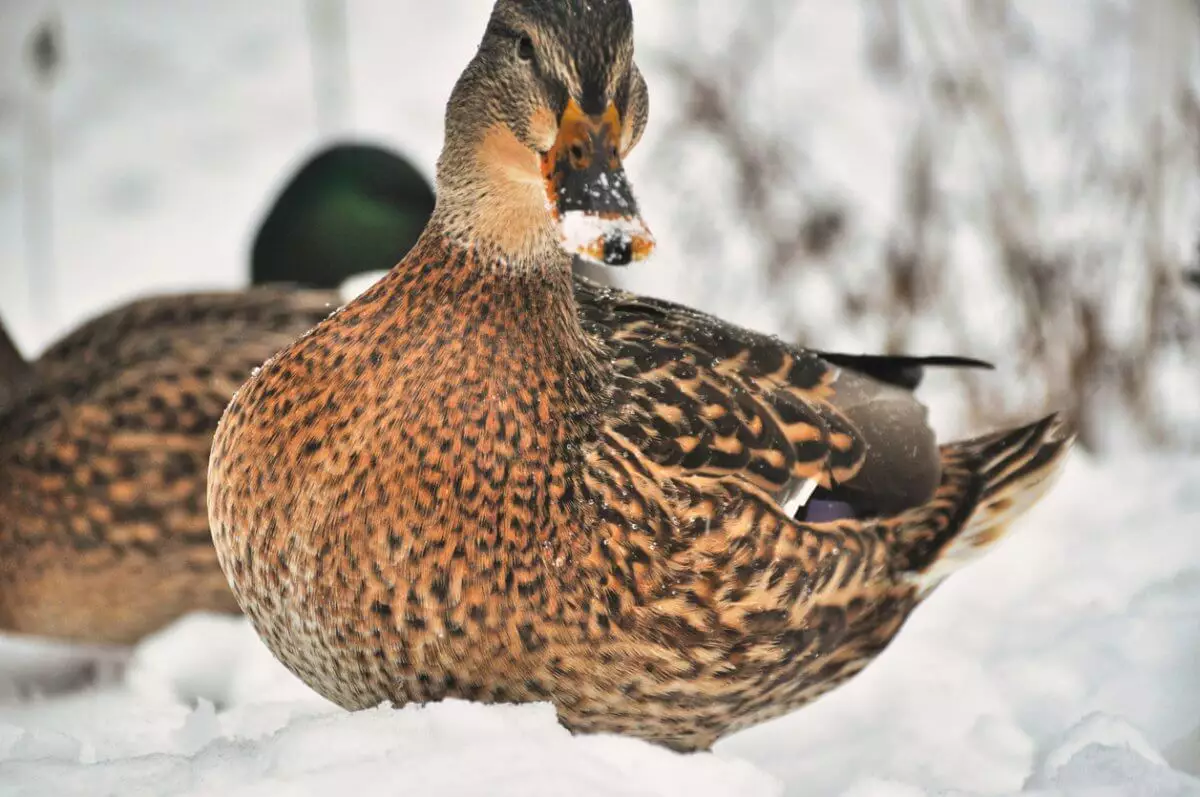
[[558, 209, 655, 266], [0, 622, 776, 797], [2, 454, 1198, 796], [0, 694, 775, 797], [1026, 715, 1200, 796], [337, 270, 388, 304]]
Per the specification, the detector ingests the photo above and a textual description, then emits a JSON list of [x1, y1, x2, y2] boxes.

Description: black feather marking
[[815, 353, 995, 391], [0, 314, 33, 411]]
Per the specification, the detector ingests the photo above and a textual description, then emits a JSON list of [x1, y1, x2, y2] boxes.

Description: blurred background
[[2, 0, 1200, 451]]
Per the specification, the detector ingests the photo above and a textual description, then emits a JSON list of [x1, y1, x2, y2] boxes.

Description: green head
[[250, 143, 437, 289]]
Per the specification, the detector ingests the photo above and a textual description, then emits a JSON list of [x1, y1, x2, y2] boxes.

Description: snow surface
[[2, 454, 1198, 796]]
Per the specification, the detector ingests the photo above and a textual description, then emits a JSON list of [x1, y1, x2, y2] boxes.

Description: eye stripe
[[487, 20, 523, 41], [543, 77, 570, 119]]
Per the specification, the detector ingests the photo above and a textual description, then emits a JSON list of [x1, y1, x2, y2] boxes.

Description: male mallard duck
[[254, 140, 616, 290], [0, 144, 435, 646], [251, 142, 436, 290], [208, 0, 1074, 751]]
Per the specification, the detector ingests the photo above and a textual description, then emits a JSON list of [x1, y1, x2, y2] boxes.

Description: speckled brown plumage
[[207, 0, 1074, 751], [0, 288, 338, 644], [210, 232, 1072, 751]]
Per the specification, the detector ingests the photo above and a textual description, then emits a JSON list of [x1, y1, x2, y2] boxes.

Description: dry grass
[[647, 0, 1200, 451]]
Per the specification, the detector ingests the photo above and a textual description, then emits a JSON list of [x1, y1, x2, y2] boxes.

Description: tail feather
[[0, 314, 32, 412], [886, 412, 1074, 597], [815, 352, 994, 391]]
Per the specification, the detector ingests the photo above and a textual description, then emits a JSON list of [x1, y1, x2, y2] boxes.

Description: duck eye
[[517, 35, 535, 62]]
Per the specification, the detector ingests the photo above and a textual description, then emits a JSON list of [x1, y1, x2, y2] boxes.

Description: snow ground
[[2, 1, 1200, 795], [1, 454, 1198, 797]]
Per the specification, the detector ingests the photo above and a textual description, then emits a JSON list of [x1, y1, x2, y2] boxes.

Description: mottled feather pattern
[[0, 288, 339, 643], [896, 414, 1072, 596], [209, 229, 1072, 751]]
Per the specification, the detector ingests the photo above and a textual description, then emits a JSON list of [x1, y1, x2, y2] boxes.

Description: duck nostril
[[602, 234, 633, 266]]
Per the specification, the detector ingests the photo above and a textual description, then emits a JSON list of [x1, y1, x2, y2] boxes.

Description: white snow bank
[[1, 455, 1198, 796], [0, 699, 778, 797], [0, 618, 777, 797], [337, 270, 388, 304], [722, 452, 1200, 795], [1024, 713, 1200, 796]]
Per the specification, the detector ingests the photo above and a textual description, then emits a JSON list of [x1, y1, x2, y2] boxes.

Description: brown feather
[[209, 231, 1073, 751], [0, 288, 337, 644], [207, 0, 1074, 752]]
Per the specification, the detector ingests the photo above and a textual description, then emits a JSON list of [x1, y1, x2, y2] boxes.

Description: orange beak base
[[541, 100, 655, 267]]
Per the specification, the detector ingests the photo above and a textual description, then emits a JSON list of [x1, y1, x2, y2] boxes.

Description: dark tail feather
[[0, 315, 32, 410], [816, 352, 994, 391], [883, 412, 1074, 597]]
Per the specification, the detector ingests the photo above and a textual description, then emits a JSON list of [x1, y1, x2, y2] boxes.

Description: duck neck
[[431, 95, 565, 269], [370, 218, 607, 437]]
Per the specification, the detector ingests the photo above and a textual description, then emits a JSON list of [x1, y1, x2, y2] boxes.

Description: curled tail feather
[[884, 412, 1074, 597]]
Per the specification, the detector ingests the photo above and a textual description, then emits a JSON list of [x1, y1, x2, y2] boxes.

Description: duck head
[[251, 143, 436, 290], [434, 0, 653, 268]]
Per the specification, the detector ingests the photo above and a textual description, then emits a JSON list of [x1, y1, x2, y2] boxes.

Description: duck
[[254, 139, 613, 291], [251, 142, 436, 291], [207, 0, 1074, 752], [0, 142, 436, 646]]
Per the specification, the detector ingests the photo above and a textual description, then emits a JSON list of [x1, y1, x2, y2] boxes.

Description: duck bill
[[541, 99, 655, 267]]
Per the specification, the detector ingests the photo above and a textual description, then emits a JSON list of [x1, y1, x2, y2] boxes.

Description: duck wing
[[0, 287, 339, 643], [6, 287, 339, 446], [572, 277, 1072, 747], [574, 276, 954, 512]]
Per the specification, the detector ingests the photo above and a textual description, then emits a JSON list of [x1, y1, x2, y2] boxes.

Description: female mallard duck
[[0, 143, 435, 646], [208, 0, 1074, 751], [0, 291, 338, 645]]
